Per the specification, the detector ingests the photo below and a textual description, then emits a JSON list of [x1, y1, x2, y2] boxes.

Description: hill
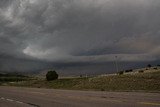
[[1, 66, 160, 92]]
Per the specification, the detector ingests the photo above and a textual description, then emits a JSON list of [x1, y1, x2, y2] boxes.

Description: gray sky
[[0, 0, 160, 75]]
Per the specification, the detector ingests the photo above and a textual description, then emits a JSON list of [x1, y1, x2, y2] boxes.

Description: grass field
[[0, 73, 34, 85], [2, 68, 160, 92]]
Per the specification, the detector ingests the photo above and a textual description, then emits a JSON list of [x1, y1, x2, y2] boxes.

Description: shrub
[[129, 69, 133, 72], [153, 67, 158, 70], [117, 71, 124, 75], [138, 70, 144, 73], [147, 64, 152, 68], [101, 88, 105, 91], [125, 69, 133, 73], [46, 70, 58, 81], [125, 70, 129, 72]]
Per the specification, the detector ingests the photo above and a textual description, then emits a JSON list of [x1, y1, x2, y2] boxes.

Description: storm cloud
[[0, 0, 160, 75]]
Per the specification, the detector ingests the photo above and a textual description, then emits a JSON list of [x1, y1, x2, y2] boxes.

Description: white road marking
[[0, 96, 37, 107], [6, 98, 14, 102], [29, 91, 45, 95], [1, 97, 5, 100], [16, 101, 24, 104]]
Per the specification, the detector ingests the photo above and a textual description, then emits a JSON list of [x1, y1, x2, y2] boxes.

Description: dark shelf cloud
[[0, 0, 160, 75]]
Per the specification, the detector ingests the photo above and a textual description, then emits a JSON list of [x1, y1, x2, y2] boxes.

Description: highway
[[0, 86, 160, 107]]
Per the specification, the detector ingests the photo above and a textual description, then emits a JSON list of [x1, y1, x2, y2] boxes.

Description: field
[[1, 67, 160, 92], [0, 73, 33, 85]]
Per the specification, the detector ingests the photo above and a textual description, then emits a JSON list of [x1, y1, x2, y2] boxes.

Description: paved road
[[0, 86, 160, 107]]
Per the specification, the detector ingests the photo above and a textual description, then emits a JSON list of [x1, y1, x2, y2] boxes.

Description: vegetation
[[0, 73, 30, 82], [1, 67, 160, 92], [147, 64, 152, 68], [125, 69, 133, 73], [46, 70, 58, 81], [0, 72, 36, 88], [154, 67, 158, 70], [0, 77, 28, 82], [117, 71, 124, 75], [0, 73, 28, 78], [138, 70, 144, 73]]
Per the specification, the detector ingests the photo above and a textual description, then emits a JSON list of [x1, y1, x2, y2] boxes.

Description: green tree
[[46, 70, 58, 81]]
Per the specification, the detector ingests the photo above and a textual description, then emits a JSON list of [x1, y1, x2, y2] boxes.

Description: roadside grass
[[0, 73, 35, 84], [6, 70, 160, 92], [0, 77, 29, 82], [8, 77, 89, 89]]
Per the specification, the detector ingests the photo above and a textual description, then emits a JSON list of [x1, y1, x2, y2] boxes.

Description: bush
[[125, 69, 133, 73], [153, 67, 158, 70], [101, 88, 105, 91], [46, 70, 58, 81], [147, 64, 152, 68], [117, 71, 124, 75], [138, 70, 144, 73]]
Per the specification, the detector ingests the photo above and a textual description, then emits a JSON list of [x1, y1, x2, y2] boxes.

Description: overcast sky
[[0, 0, 160, 75]]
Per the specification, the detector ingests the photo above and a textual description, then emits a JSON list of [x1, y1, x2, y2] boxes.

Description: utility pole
[[115, 56, 119, 73]]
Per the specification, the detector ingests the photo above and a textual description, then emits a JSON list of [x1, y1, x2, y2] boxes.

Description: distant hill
[[2, 65, 160, 92]]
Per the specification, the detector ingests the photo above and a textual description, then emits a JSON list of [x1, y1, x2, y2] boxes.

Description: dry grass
[[6, 69, 160, 92]]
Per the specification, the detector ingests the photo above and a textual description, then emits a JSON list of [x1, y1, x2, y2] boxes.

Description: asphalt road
[[0, 86, 160, 107]]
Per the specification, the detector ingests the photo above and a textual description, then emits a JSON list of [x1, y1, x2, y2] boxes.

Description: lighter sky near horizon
[[0, 0, 160, 75]]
